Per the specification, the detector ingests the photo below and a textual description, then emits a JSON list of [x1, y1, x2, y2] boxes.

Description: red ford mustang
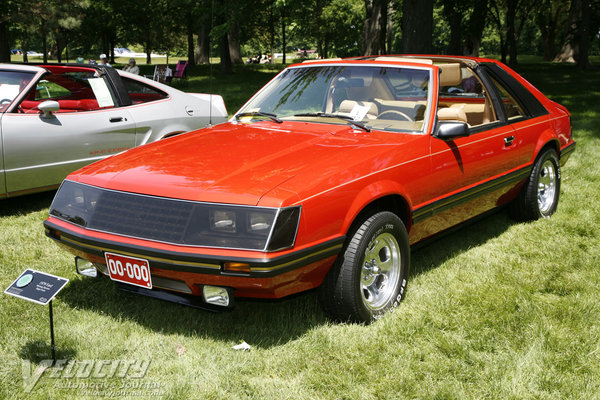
[[44, 55, 575, 323]]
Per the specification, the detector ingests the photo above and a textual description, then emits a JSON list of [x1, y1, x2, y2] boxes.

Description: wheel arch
[[531, 129, 561, 163], [342, 181, 413, 239]]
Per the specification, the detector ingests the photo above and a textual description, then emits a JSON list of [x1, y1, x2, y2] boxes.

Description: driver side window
[[437, 65, 498, 128], [18, 71, 116, 114]]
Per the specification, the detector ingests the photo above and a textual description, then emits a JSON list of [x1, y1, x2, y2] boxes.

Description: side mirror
[[435, 121, 469, 140], [38, 100, 59, 117]]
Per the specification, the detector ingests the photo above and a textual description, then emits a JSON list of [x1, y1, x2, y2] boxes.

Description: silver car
[[0, 63, 227, 198]]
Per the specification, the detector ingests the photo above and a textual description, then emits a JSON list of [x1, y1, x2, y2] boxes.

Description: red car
[[44, 55, 575, 323]]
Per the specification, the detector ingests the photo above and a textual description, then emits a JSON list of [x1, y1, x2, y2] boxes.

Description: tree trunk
[[401, 0, 433, 54], [387, 1, 394, 54], [555, 0, 582, 63], [442, 1, 462, 55], [362, 0, 386, 55], [228, 31, 242, 64], [145, 41, 151, 65], [465, 0, 487, 57], [281, 5, 286, 64], [0, 19, 9, 63], [195, 24, 210, 64], [42, 28, 48, 63], [577, 0, 590, 69], [187, 27, 196, 66], [21, 36, 28, 63], [506, 0, 518, 66], [55, 31, 63, 63], [220, 32, 232, 74], [109, 36, 115, 64]]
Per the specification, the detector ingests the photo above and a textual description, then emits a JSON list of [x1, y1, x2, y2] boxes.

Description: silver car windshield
[[238, 65, 432, 133], [0, 70, 35, 112]]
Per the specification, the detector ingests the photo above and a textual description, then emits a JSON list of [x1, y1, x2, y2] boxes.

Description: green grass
[[1, 62, 599, 399]]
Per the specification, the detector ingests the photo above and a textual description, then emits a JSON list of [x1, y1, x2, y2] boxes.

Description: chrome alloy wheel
[[537, 159, 557, 214], [360, 232, 401, 311]]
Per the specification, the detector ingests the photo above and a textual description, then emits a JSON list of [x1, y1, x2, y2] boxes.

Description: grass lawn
[[0, 61, 599, 399]]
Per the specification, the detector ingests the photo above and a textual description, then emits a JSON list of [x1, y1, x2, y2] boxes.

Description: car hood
[[69, 121, 422, 206]]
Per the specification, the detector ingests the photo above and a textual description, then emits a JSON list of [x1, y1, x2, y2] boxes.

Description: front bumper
[[44, 218, 344, 299]]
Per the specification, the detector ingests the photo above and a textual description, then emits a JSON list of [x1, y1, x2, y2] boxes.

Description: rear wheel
[[319, 211, 409, 323], [509, 147, 561, 221]]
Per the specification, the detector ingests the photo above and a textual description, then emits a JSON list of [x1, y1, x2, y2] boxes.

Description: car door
[[1, 69, 136, 196], [418, 65, 522, 237]]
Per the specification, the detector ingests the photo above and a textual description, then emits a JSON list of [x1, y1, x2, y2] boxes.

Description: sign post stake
[[4, 269, 69, 368], [49, 300, 56, 366]]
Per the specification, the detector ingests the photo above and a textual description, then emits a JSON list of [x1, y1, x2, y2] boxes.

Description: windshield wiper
[[294, 112, 371, 132], [235, 111, 282, 123]]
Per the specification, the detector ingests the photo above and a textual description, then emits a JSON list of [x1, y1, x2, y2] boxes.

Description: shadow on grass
[[0, 191, 55, 217], [410, 210, 514, 277], [57, 210, 515, 348], [19, 340, 77, 363]]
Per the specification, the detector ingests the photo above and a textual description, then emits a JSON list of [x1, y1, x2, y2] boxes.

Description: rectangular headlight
[[247, 211, 273, 233], [210, 210, 236, 232]]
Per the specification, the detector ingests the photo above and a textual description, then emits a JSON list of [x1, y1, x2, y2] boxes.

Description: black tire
[[319, 211, 410, 323], [509, 147, 561, 221]]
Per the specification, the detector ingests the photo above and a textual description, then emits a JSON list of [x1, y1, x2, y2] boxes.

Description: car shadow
[[0, 191, 56, 217], [57, 209, 515, 348], [410, 209, 514, 277]]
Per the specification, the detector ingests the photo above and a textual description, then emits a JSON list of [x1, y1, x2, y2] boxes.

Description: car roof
[[296, 55, 499, 69], [0, 63, 46, 73]]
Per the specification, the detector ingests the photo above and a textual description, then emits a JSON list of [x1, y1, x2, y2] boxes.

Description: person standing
[[99, 54, 111, 67]]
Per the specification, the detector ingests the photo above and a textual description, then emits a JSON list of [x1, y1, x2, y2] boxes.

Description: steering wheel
[[0, 98, 11, 104], [377, 110, 412, 122]]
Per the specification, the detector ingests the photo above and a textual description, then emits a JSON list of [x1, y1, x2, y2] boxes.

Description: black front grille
[[90, 190, 195, 243], [49, 181, 282, 251]]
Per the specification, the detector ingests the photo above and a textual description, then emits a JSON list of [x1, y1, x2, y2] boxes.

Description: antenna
[[207, 0, 214, 127]]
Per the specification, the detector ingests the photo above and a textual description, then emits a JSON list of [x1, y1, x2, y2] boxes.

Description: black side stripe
[[412, 165, 532, 224]]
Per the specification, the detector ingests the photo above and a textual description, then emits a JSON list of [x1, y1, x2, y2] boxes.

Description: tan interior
[[437, 106, 468, 124], [438, 63, 462, 86]]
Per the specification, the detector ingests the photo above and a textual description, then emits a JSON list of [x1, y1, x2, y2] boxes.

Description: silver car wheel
[[537, 159, 557, 214], [360, 232, 401, 311]]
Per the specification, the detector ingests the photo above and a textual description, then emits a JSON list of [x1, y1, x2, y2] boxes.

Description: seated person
[[123, 58, 140, 75]]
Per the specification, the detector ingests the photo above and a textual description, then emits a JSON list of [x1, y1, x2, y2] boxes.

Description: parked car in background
[[0, 63, 227, 198], [44, 55, 574, 323]]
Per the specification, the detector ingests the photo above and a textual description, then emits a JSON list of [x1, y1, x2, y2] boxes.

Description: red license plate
[[105, 252, 152, 289]]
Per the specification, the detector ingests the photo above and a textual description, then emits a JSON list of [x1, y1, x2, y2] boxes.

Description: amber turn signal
[[223, 262, 251, 273]]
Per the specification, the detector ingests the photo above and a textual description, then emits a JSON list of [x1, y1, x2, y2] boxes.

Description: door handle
[[109, 117, 124, 123], [504, 136, 515, 146]]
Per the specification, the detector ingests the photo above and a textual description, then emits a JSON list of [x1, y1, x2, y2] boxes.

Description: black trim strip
[[412, 165, 532, 224], [561, 141, 576, 158], [44, 220, 344, 278]]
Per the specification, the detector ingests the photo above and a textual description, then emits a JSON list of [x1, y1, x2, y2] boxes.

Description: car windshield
[[237, 64, 432, 133], [0, 70, 35, 112]]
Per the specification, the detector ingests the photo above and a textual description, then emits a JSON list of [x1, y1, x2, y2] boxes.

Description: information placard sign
[[4, 269, 69, 305]]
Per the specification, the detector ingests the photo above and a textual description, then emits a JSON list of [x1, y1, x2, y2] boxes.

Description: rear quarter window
[[480, 63, 548, 118], [122, 77, 169, 104]]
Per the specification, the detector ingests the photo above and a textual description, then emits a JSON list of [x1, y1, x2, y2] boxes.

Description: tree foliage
[[1, 0, 598, 67]]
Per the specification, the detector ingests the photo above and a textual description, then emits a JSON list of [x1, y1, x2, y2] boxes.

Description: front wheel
[[509, 147, 561, 221], [319, 211, 410, 323]]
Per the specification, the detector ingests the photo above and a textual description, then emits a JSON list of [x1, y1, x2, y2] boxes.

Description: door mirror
[[38, 100, 60, 117], [435, 121, 469, 140]]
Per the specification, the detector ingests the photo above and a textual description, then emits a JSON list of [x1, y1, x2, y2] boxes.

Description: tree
[[362, 0, 387, 55], [555, 0, 592, 69], [464, 0, 488, 56], [401, 0, 433, 53], [489, 0, 534, 65], [535, 0, 570, 61]]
